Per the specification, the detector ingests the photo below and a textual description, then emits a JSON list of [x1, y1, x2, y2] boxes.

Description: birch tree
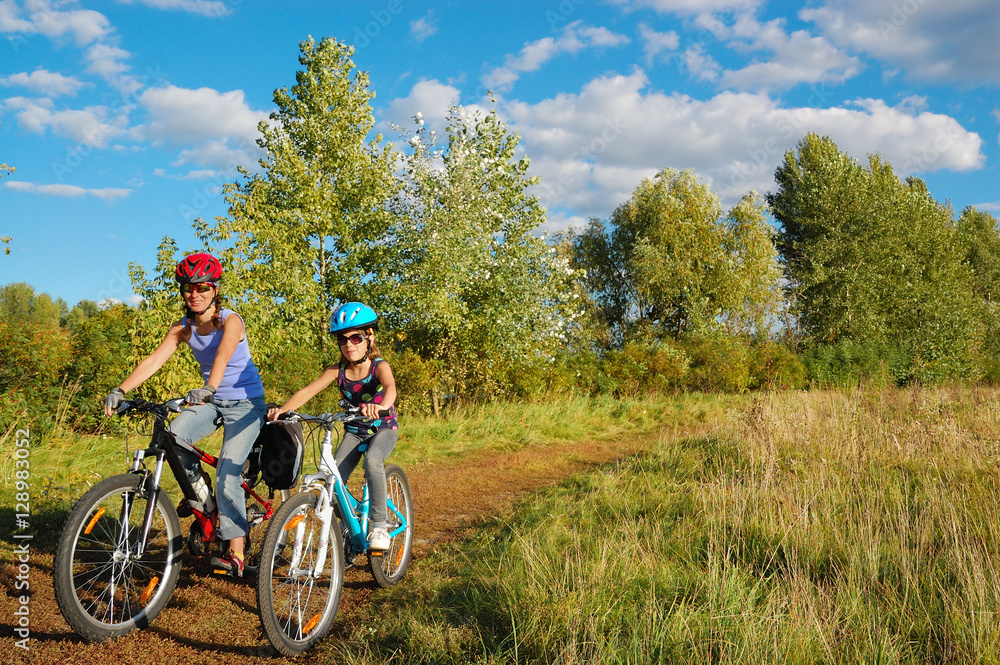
[[384, 105, 583, 397], [574, 168, 781, 344]]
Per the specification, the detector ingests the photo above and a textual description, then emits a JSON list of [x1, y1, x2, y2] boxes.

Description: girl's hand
[[360, 402, 382, 420]]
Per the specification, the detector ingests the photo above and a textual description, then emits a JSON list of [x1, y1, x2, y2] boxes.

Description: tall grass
[[0, 392, 720, 555], [343, 386, 1000, 664]]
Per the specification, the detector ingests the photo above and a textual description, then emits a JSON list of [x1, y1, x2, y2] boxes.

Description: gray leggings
[[335, 429, 398, 527], [168, 396, 266, 541]]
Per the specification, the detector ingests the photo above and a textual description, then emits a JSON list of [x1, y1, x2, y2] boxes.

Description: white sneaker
[[368, 526, 390, 551]]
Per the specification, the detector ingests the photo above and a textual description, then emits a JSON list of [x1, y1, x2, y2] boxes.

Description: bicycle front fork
[[128, 447, 168, 557]]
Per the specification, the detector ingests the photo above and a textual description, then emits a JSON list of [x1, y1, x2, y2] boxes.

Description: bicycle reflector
[[303, 614, 322, 633], [140, 577, 160, 604], [284, 514, 306, 530], [84, 507, 106, 535]]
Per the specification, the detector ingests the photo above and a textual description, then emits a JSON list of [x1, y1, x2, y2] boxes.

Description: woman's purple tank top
[[183, 308, 264, 400]]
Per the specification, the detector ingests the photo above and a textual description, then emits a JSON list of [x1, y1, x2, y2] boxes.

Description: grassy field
[[334, 386, 1000, 664], [7, 386, 1000, 663], [0, 392, 728, 554]]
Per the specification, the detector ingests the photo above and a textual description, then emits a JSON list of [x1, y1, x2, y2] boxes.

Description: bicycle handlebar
[[114, 395, 213, 418], [268, 405, 392, 428]]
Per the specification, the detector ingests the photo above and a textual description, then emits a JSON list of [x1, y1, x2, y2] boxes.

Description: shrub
[[0, 321, 73, 435], [801, 340, 907, 388], [65, 304, 135, 432], [600, 340, 689, 398], [748, 341, 808, 390], [681, 334, 750, 393]]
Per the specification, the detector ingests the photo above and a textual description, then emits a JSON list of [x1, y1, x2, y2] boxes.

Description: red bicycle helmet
[[175, 253, 222, 284]]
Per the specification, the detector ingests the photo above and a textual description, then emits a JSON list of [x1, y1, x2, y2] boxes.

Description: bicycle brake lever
[[165, 398, 186, 413]]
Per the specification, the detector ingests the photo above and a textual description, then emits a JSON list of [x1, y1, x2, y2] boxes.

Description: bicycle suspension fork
[[128, 447, 167, 557]]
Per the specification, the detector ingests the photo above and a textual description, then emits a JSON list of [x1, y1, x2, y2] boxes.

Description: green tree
[[956, 206, 1000, 375], [64, 299, 101, 331], [769, 133, 979, 383], [0, 282, 66, 327], [573, 168, 781, 344], [0, 282, 33, 322], [385, 104, 584, 398], [196, 36, 399, 363]]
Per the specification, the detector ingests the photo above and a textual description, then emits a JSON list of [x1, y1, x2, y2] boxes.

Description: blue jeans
[[335, 429, 398, 527], [169, 395, 266, 541]]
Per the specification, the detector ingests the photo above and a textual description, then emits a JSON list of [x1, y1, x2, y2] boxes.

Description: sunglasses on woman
[[180, 283, 215, 294], [337, 333, 367, 346]]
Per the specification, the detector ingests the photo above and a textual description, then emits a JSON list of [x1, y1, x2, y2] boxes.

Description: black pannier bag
[[254, 420, 305, 490]]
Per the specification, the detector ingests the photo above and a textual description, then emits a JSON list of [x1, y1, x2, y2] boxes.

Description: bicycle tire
[[53, 473, 183, 641], [369, 464, 414, 588], [256, 489, 344, 656]]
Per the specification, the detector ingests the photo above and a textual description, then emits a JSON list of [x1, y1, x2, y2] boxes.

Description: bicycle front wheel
[[256, 489, 344, 656], [53, 473, 183, 641], [369, 464, 414, 588]]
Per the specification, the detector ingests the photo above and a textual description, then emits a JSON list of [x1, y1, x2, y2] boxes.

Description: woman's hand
[[103, 387, 125, 417], [267, 406, 286, 421]]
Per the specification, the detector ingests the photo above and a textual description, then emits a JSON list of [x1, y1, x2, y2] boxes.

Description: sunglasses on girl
[[337, 333, 367, 346], [180, 283, 215, 294]]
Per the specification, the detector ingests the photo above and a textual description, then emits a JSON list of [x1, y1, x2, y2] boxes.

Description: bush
[[600, 340, 689, 398], [380, 346, 442, 416], [801, 340, 908, 388], [65, 304, 135, 432], [680, 334, 750, 393], [748, 341, 808, 390], [0, 321, 73, 435]]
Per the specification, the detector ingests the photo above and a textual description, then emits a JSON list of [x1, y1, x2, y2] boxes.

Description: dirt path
[[1, 425, 678, 664]]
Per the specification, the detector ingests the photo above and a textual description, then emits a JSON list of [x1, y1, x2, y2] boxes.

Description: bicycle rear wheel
[[53, 473, 183, 641], [369, 464, 414, 588], [256, 489, 343, 656]]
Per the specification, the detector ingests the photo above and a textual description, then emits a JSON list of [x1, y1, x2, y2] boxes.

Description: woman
[[104, 252, 265, 577]]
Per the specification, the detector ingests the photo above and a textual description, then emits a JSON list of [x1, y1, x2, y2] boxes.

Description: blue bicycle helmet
[[330, 302, 379, 334]]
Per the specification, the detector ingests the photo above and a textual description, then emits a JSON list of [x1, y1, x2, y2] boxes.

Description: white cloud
[[686, 14, 863, 91], [802, 0, 1000, 85], [638, 23, 679, 65], [136, 85, 266, 145], [0, 0, 110, 46], [115, 0, 231, 18], [683, 44, 721, 82], [385, 78, 462, 136], [410, 11, 437, 43], [500, 70, 984, 226], [0, 69, 88, 96], [172, 139, 257, 171], [3, 96, 128, 147], [483, 21, 630, 92], [3, 179, 130, 199]]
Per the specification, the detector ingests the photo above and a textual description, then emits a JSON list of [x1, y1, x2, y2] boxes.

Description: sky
[[1, 0, 998, 309]]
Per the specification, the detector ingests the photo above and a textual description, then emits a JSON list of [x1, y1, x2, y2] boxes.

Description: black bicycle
[[53, 396, 282, 641]]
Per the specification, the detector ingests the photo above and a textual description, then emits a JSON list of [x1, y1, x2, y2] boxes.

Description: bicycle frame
[[283, 416, 408, 578], [122, 399, 275, 555]]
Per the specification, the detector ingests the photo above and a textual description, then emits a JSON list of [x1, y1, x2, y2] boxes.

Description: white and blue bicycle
[[256, 403, 414, 656]]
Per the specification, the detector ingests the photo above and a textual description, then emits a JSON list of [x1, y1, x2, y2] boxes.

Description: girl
[[104, 252, 266, 577], [267, 302, 398, 550]]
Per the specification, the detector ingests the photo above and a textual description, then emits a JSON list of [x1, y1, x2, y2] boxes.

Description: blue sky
[[1, 0, 998, 308]]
